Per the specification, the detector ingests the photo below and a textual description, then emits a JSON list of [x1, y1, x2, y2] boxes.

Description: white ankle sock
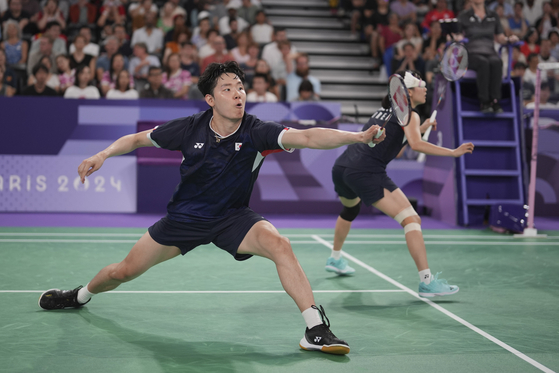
[[331, 250, 342, 260], [77, 283, 95, 304], [419, 269, 432, 284], [302, 306, 323, 329]]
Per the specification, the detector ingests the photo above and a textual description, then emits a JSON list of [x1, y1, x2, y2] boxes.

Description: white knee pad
[[393, 206, 418, 224], [404, 222, 422, 234]]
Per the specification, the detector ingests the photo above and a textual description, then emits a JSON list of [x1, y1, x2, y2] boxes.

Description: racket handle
[[422, 125, 433, 141], [368, 128, 384, 147], [429, 110, 437, 123]]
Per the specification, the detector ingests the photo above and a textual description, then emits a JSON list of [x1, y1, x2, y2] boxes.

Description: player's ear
[[205, 94, 215, 107]]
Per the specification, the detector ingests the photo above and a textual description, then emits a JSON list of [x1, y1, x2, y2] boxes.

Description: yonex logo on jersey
[[194, 143, 204, 149], [235, 143, 242, 151], [314, 336, 322, 343]]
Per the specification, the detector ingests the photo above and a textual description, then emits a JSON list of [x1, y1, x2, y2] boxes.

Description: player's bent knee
[[340, 203, 360, 222], [403, 222, 421, 234], [393, 206, 418, 224], [109, 264, 139, 283]]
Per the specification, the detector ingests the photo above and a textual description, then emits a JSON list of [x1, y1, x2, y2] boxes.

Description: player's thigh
[[339, 196, 361, 208], [119, 232, 181, 277], [372, 188, 413, 219], [237, 220, 290, 261]]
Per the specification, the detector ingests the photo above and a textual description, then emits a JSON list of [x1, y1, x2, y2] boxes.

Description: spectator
[[489, 0, 514, 18], [178, 41, 201, 83], [521, 27, 541, 57], [129, 42, 160, 82], [509, 1, 529, 38], [421, 0, 455, 32], [262, 27, 297, 73], [457, 0, 519, 113], [36, 0, 65, 31], [425, 39, 446, 86], [422, 20, 445, 62], [238, 0, 259, 25], [392, 41, 426, 76], [201, 35, 234, 73], [0, 65, 16, 96], [535, 1, 558, 38], [198, 28, 219, 59], [21, 0, 41, 20], [130, 0, 158, 31], [101, 52, 132, 95], [1, 0, 30, 34], [69, 26, 100, 57], [295, 79, 319, 101], [239, 41, 259, 86], [224, 18, 239, 50], [29, 21, 66, 57], [286, 53, 320, 101], [140, 65, 174, 98], [28, 54, 59, 91], [230, 30, 250, 63], [526, 81, 557, 107], [0, 0, 7, 16], [191, 16, 211, 49], [511, 44, 528, 67], [162, 52, 191, 98], [114, 24, 133, 57], [379, 12, 403, 75], [390, 0, 417, 23], [69, 35, 96, 74], [27, 36, 55, 75], [246, 73, 277, 102], [21, 63, 57, 96], [96, 36, 126, 83], [270, 39, 293, 85], [55, 53, 74, 94], [68, 0, 97, 27], [394, 21, 423, 59], [162, 29, 190, 64], [512, 60, 527, 77], [350, 0, 367, 36], [97, 0, 125, 30], [524, 52, 547, 84], [106, 69, 139, 99], [254, 58, 278, 96], [0, 48, 17, 91], [549, 27, 559, 59], [131, 12, 164, 55], [1, 19, 28, 67], [64, 65, 100, 98], [496, 4, 512, 36], [157, 2, 177, 33], [219, 3, 248, 35], [524, 0, 544, 26], [163, 11, 187, 43], [365, 0, 390, 67], [251, 10, 273, 45]]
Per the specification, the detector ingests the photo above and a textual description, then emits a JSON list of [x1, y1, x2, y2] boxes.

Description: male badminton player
[[38, 62, 385, 355], [325, 70, 474, 298]]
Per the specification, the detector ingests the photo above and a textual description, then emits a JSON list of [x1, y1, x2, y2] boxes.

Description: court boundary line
[[311, 234, 556, 373], [0, 290, 406, 294]]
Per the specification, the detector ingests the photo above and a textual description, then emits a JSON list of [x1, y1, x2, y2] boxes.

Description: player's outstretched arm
[[78, 130, 155, 183], [281, 125, 385, 150], [405, 113, 474, 157]]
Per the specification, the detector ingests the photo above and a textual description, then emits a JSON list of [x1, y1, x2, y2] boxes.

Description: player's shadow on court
[[75, 308, 350, 371]]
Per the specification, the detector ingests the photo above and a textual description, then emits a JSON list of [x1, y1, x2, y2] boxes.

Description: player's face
[[210, 73, 246, 121], [409, 84, 427, 106]]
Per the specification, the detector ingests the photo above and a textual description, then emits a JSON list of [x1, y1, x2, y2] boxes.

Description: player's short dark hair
[[253, 73, 268, 84], [298, 79, 314, 93], [198, 61, 246, 96], [32, 63, 49, 76]]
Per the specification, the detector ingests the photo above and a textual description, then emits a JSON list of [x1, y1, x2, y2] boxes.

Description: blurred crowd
[[0, 0, 321, 101]]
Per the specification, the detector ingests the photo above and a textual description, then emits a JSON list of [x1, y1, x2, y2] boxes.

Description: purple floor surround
[[0, 213, 557, 231]]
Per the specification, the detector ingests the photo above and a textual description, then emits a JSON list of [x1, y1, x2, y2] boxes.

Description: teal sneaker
[[418, 272, 459, 297], [325, 257, 356, 276]]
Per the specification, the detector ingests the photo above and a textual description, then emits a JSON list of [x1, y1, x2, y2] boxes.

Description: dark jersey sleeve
[[251, 119, 289, 153], [149, 117, 191, 151]]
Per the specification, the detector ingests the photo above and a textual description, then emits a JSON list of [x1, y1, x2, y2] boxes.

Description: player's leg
[[39, 232, 181, 310], [326, 196, 359, 275], [237, 221, 350, 355], [373, 188, 459, 297]]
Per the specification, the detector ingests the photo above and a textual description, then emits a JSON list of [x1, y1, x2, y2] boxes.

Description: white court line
[[0, 233, 144, 237], [0, 289, 405, 294], [311, 235, 556, 373]]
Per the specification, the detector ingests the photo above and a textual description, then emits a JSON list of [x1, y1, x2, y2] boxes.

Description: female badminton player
[[326, 70, 474, 297]]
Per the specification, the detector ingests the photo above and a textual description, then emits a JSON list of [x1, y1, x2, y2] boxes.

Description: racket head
[[441, 42, 468, 81], [435, 73, 448, 105], [387, 74, 412, 127]]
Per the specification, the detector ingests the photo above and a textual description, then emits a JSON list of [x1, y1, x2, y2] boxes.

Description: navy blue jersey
[[148, 109, 291, 222], [334, 107, 407, 173]]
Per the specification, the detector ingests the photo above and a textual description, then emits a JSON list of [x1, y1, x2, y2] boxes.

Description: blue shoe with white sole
[[418, 272, 459, 297], [325, 257, 355, 276]]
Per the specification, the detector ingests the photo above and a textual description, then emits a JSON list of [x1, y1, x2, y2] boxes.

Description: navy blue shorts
[[332, 164, 398, 206], [147, 208, 267, 261]]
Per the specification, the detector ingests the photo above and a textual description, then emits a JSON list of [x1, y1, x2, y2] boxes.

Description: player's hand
[[424, 118, 437, 131], [362, 124, 382, 144], [453, 142, 474, 157], [78, 154, 106, 183], [372, 127, 386, 144]]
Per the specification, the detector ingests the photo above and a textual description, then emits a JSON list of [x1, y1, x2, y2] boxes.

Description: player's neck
[[210, 115, 242, 138]]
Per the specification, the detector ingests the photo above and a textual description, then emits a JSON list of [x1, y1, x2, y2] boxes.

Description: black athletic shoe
[[299, 305, 350, 355], [480, 102, 493, 113], [491, 101, 504, 114], [38, 286, 89, 310]]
